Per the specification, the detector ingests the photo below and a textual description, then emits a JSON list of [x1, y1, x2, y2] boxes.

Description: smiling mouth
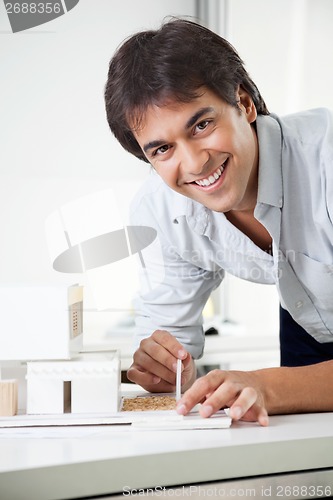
[[191, 159, 228, 188]]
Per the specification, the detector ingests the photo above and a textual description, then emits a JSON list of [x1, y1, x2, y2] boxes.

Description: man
[[104, 19, 333, 425]]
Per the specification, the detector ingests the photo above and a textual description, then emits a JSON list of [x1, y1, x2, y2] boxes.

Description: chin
[[200, 201, 228, 213], [200, 194, 231, 212]]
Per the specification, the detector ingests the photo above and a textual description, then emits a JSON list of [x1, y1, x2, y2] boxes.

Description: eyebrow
[[185, 107, 214, 129], [143, 106, 215, 154], [143, 140, 166, 154]]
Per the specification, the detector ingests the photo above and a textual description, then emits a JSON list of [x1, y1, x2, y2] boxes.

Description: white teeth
[[195, 163, 226, 187]]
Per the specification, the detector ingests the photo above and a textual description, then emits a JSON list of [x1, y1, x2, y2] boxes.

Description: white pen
[[176, 358, 182, 402]]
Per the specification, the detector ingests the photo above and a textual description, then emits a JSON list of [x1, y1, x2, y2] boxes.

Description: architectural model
[[0, 284, 121, 416], [26, 351, 120, 415]]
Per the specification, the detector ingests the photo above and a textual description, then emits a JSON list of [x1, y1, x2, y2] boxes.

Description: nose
[[178, 142, 210, 178]]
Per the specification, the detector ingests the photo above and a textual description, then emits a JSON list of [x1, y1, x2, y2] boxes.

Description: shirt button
[[295, 300, 303, 309]]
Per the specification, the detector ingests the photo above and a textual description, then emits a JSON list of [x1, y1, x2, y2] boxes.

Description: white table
[[0, 404, 332, 500]]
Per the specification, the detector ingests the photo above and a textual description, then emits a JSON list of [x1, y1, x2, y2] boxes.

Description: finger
[[127, 364, 161, 386], [177, 370, 227, 415], [141, 331, 188, 375], [257, 408, 269, 427], [199, 377, 245, 417], [151, 330, 188, 361], [133, 349, 177, 385], [201, 383, 269, 426], [227, 386, 258, 419], [230, 401, 269, 427], [228, 386, 269, 426], [127, 366, 179, 392], [182, 353, 193, 370]]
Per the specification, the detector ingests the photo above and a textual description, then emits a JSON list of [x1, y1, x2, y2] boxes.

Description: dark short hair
[[105, 18, 269, 163]]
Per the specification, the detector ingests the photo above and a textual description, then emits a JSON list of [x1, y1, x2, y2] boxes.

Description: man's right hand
[[127, 330, 195, 393]]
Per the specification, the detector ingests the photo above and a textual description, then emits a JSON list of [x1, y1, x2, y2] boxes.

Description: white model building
[[0, 284, 83, 361], [0, 284, 121, 416], [26, 351, 120, 415]]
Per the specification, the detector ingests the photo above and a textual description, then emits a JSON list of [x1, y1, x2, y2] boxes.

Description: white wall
[[225, 0, 333, 114]]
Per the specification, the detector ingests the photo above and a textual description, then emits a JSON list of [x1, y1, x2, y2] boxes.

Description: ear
[[237, 85, 257, 124]]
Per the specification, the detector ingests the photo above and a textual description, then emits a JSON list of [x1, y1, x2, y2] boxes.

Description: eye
[[195, 120, 210, 132], [152, 144, 170, 157]]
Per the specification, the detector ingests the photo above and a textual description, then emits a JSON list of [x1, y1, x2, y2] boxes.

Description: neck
[[225, 209, 272, 254]]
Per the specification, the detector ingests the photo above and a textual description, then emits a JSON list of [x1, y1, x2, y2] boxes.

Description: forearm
[[255, 360, 333, 415]]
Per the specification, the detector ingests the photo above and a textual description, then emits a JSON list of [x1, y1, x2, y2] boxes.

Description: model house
[[26, 351, 120, 415]]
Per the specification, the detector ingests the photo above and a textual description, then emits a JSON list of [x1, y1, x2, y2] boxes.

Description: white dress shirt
[[130, 108, 333, 359]]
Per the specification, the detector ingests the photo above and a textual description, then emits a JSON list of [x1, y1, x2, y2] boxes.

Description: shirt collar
[[256, 114, 283, 208], [170, 192, 191, 223], [148, 170, 188, 223]]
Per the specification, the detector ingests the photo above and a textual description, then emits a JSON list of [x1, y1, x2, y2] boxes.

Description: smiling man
[[104, 19, 333, 425]]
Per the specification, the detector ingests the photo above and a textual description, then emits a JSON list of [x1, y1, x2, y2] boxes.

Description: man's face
[[133, 87, 259, 213]]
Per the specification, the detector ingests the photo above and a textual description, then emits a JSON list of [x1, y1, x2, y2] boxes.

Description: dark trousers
[[280, 307, 333, 367]]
